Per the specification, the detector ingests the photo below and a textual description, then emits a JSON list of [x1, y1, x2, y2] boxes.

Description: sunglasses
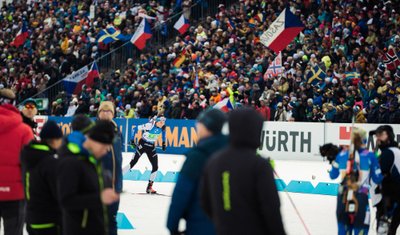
[[25, 104, 36, 109]]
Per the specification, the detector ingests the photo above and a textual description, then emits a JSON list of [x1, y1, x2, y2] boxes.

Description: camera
[[319, 143, 341, 164]]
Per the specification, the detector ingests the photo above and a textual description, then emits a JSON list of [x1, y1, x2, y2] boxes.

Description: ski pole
[[273, 168, 312, 235]]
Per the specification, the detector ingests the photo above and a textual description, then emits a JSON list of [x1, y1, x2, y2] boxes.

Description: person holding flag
[[129, 116, 167, 194]]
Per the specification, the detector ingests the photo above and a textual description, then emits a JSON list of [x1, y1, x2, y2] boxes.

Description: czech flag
[[214, 98, 234, 113], [174, 14, 190, 35], [260, 8, 304, 54], [10, 22, 29, 47], [131, 19, 152, 50], [85, 62, 100, 87]]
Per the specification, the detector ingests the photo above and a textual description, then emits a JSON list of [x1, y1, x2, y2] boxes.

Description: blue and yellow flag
[[306, 65, 326, 85], [97, 26, 131, 44]]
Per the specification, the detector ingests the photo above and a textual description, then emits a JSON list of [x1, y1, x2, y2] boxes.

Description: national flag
[[227, 19, 236, 30], [62, 66, 89, 95], [306, 65, 326, 85], [172, 48, 187, 68], [61, 37, 69, 54], [85, 62, 100, 87], [260, 8, 304, 54], [174, 14, 190, 35], [130, 19, 152, 50], [10, 22, 29, 47], [97, 26, 132, 44], [382, 48, 400, 71], [214, 98, 234, 112], [345, 71, 361, 85], [264, 52, 283, 79], [138, 13, 157, 20]]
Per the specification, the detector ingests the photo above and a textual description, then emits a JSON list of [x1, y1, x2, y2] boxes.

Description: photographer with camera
[[320, 128, 382, 235], [370, 125, 400, 235]]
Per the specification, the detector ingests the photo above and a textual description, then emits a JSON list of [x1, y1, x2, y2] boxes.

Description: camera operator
[[370, 125, 400, 235], [320, 128, 382, 235]]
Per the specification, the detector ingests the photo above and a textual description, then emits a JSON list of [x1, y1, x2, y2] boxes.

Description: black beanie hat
[[197, 109, 227, 134], [72, 114, 94, 134], [88, 120, 115, 144], [40, 120, 63, 140]]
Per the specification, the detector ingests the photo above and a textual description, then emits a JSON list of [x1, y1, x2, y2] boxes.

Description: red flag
[[10, 23, 28, 47]]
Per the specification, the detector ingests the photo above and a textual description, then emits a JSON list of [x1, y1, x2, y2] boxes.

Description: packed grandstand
[[0, 0, 399, 123]]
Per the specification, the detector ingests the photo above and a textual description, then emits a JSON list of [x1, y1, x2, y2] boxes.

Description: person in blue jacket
[[129, 116, 166, 194], [97, 101, 123, 235], [328, 128, 383, 235], [167, 109, 227, 235]]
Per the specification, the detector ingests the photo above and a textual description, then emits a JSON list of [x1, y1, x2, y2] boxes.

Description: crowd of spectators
[[1, 0, 400, 123]]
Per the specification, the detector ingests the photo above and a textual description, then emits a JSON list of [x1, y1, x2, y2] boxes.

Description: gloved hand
[[130, 140, 137, 149], [162, 142, 166, 151]]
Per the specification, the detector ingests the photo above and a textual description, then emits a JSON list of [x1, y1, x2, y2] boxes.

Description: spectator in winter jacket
[[341, 104, 353, 123], [367, 100, 380, 123], [354, 106, 367, 123], [256, 99, 271, 121], [167, 109, 227, 235], [389, 101, 400, 124], [58, 121, 119, 235], [325, 104, 337, 122], [97, 101, 123, 235], [0, 89, 34, 235], [274, 102, 287, 121], [200, 108, 285, 235], [21, 121, 63, 235], [21, 99, 38, 137], [378, 104, 390, 124]]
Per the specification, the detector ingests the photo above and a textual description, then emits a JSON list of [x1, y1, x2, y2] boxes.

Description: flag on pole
[[264, 52, 283, 79], [172, 48, 187, 68], [174, 14, 190, 35], [97, 26, 132, 44], [214, 98, 234, 112], [130, 19, 152, 50], [85, 62, 100, 87], [62, 66, 90, 95], [306, 65, 326, 85], [382, 48, 400, 71], [260, 8, 304, 53], [10, 22, 29, 47], [138, 13, 157, 20]]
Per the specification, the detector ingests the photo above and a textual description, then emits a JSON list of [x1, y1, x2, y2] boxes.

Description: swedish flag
[[97, 26, 132, 44], [306, 65, 326, 86]]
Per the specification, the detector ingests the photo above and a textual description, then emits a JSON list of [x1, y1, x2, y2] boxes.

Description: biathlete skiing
[[129, 116, 166, 194]]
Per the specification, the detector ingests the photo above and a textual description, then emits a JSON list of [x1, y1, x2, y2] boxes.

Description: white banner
[[259, 122, 325, 161], [325, 123, 400, 151], [63, 66, 89, 83]]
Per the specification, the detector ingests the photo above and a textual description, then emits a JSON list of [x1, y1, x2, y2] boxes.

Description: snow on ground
[[2, 155, 382, 235]]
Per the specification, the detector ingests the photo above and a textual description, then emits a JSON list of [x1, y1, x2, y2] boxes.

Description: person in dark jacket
[[21, 121, 63, 235], [200, 108, 286, 235], [367, 100, 379, 123], [97, 101, 123, 235], [378, 104, 390, 123], [370, 125, 400, 235], [58, 120, 119, 235], [21, 98, 38, 137], [167, 109, 228, 235], [388, 101, 400, 124]]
